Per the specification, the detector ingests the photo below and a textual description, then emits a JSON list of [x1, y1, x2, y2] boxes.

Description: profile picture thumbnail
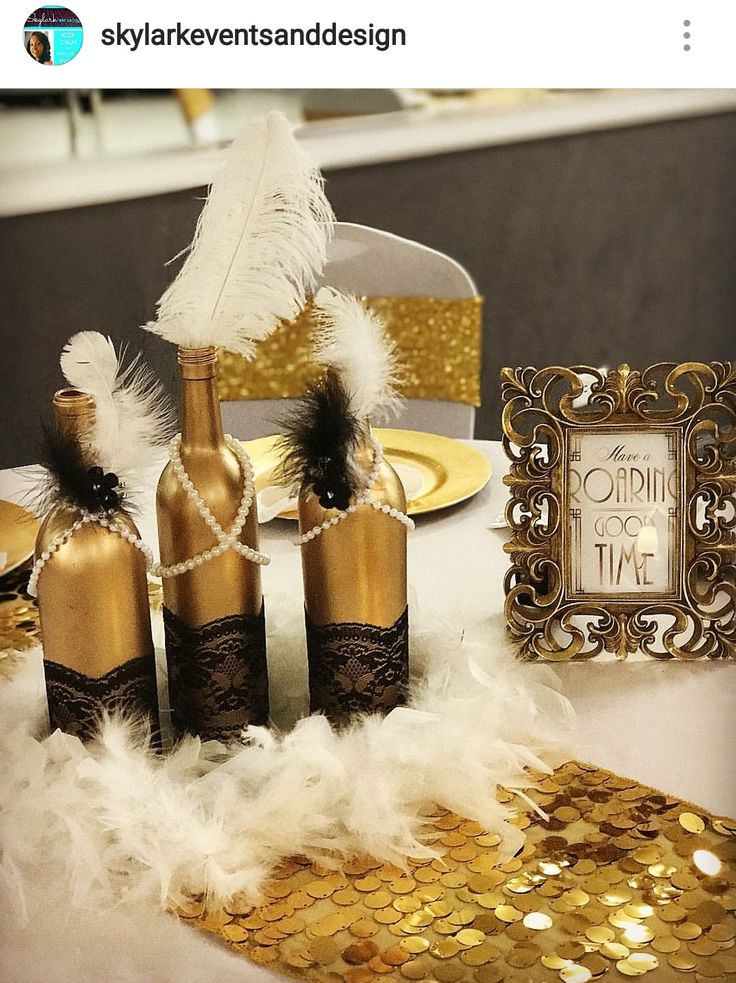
[[24, 5, 83, 66]]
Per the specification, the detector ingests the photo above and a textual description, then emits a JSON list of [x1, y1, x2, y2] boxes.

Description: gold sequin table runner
[[178, 761, 736, 983]]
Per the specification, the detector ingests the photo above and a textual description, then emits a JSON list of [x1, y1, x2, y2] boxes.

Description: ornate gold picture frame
[[501, 363, 735, 661]]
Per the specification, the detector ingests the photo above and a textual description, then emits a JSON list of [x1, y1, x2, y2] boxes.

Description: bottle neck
[[52, 388, 95, 443], [354, 435, 375, 473], [178, 346, 225, 450]]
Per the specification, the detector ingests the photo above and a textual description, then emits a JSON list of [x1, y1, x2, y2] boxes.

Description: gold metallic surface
[[0, 501, 39, 577], [216, 296, 483, 408], [186, 761, 736, 981], [36, 391, 154, 676], [1, 569, 160, 666], [502, 362, 736, 661], [0, 560, 41, 668], [247, 429, 492, 519], [52, 388, 96, 440], [36, 508, 153, 676], [694, 852, 723, 877], [681, 814, 707, 835], [299, 444, 407, 627], [156, 348, 262, 625]]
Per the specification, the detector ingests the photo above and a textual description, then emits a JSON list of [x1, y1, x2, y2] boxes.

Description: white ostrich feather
[[0, 609, 573, 934], [314, 287, 401, 422], [60, 331, 175, 489], [145, 112, 334, 357]]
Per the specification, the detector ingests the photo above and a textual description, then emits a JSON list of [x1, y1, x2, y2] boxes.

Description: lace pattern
[[306, 606, 409, 723], [44, 653, 159, 743], [164, 605, 268, 742]]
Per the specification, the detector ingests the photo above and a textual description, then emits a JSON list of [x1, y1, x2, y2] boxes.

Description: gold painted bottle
[[299, 439, 409, 723], [36, 389, 159, 742], [156, 346, 268, 741]]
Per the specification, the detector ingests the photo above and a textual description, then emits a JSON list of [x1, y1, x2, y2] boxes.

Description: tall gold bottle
[[299, 440, 409, 723], [156, 346, 268, 741], [36, 389, 159, 742]]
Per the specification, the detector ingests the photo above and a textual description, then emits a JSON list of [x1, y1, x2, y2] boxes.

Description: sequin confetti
[[694, 850, 724, 877], [0, 562, 41, 663], [183, 762, 736, 982]]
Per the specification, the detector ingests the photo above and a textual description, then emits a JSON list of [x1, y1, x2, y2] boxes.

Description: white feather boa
[[0, 605, 573, 943]]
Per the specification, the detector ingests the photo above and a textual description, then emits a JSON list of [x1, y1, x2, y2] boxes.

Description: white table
[[1, 439, 735, 983], [2, 440, 734, 818]]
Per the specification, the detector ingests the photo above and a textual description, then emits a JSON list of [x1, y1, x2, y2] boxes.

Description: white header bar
[[4, 0, 736, 89]]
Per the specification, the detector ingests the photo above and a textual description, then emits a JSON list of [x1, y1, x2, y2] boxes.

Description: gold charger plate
[[0, 501, 39, 578], [244, 429, 492, 519]]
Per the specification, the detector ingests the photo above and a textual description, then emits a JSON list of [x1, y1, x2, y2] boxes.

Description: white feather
[[314, 287, 401, 422], [145, 112, 334, 357], [59, 330, 118, 424], [60, 331, 175, 490], [0, 607, 573, 927]]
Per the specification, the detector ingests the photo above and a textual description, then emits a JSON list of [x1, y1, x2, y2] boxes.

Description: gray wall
[[1, 111, 735, 468]]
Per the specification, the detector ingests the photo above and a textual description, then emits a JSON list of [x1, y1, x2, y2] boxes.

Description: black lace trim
[[164, 605, 268, 742], [44, 654, 159, 743], [306, 606, 409, 723]]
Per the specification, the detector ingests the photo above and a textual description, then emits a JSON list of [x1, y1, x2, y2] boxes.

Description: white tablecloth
[[1, 439, 735, 983], [1, 440, 734, 817]]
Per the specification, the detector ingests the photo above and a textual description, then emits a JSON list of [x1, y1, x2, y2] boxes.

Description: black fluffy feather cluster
[[276, 373, 363, 511], [35, 421, 127, 516]]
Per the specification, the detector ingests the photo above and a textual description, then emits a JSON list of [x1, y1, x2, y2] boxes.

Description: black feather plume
[[276, 373, 363, 511], [34, 421, 128, 517]]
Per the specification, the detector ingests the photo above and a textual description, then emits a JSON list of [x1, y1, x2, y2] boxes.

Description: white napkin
[[393, 462, 424, 501], [257, 462, 425, 523], [257, 485, 298, 523]]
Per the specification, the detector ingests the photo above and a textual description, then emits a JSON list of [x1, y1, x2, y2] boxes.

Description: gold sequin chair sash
[[215, 296, 483, 409]]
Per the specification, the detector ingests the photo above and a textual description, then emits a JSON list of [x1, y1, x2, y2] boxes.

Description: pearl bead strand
[[27, 512, 154, 597], [27, 434, 269, 595], [294, 434, 414, 546], [150, 433, 270, 577]]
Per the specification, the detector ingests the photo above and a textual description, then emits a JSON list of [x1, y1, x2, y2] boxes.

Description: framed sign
[[501, 363, 735, 661]]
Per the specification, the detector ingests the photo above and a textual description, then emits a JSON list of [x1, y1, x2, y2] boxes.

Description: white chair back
[[221, 223, 481, 440]]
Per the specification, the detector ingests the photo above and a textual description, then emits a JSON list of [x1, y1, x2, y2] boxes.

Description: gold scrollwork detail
[[501, 362, 735, 661]]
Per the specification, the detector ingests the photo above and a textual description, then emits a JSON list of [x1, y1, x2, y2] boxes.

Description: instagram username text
[[101, 22, 407, 53]]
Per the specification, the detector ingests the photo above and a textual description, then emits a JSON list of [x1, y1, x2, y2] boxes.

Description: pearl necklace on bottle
[[150, 433, 270, 577], [294, 435, 415, 546], [27, 511, 155, 598], [27, 434, 269, 596]]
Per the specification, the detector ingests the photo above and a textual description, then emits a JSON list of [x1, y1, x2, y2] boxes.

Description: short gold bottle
[[36, 389, 159, 742], [299, 440, 409, 723], [156, 346, 268, 741]]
